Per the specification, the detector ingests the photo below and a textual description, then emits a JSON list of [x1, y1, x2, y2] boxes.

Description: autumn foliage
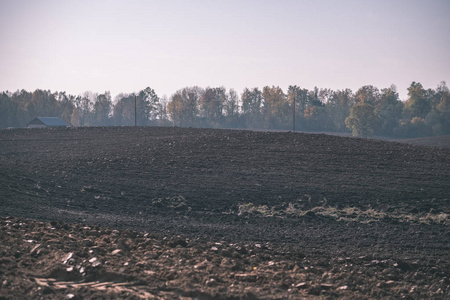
[[1, 82, 449, 138]]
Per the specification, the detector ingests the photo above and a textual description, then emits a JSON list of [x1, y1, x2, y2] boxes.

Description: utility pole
[[134, 95, 137, 126], [293, 93, 296, 132]]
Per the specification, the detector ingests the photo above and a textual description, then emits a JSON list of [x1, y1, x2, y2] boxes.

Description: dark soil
[[1, 126, 449, 299], [396, 135, 450, 148]]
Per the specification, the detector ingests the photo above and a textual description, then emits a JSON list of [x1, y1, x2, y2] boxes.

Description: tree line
[[1, 82, 449, 138]]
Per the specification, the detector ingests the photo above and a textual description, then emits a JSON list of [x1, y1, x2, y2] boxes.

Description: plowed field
[[1, 127, 449, 299]]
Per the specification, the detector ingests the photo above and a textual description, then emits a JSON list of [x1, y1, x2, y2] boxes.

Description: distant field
[[394, 134, 450, 148], [312, 131, 450, 148]]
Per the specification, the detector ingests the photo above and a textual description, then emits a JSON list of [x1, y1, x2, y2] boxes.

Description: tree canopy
[[1, 81, 448, 138]]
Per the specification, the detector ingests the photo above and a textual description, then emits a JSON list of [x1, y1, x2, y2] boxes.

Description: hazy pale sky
[[1, 0, 449, 100]]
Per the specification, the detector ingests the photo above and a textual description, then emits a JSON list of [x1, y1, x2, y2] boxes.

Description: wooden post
[[293, 93, 296, 132]]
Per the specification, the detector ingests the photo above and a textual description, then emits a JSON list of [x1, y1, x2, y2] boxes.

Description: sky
[[1, 0, 449, 101]]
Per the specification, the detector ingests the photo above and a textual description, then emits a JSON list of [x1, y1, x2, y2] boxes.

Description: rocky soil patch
[[1, 216, 449, 299]]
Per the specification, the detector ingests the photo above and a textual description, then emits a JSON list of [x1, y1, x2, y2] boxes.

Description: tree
[[157, 95, 170, 125], [287, 86, 308, 116], [167, 87, 202, 127], [72, 93, 93, 126], [112, 93, 135, 126], [224, 88, 240, 125], [303, 106, 321, 126], [10, 89, 32, 126], [345, 102, 379, 137], [307, 87, 322, 107], [241, 88, 262, 115], [25, 89, 60, 120], [92, 92, 112, 126], [435, 81, 450, 112], [404, 82, 431, 118], [0, 93, 19, 128], [137, 87, 160, 124], [376, 85, 403, 136], [318, 88, 333, 104], [55, 91, 75, 125], [355, 85, 380, 106], [427, 81, 450, 135], [199, 87, 226, 127], [241, 87, 263, 128], [326, 89, 354, 131], [287, 85, 310, 130], [262, 86, 288, 128]]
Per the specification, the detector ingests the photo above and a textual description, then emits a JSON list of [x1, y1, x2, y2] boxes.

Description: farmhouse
[[27, 117, 69, 128]]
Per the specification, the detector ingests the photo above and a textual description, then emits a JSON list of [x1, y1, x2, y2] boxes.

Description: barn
[[27, 117, 69, 128]]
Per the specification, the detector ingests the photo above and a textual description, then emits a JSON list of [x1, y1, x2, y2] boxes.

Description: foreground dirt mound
[[0, 126, 449, 299], [1, 216, 448, 299]]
